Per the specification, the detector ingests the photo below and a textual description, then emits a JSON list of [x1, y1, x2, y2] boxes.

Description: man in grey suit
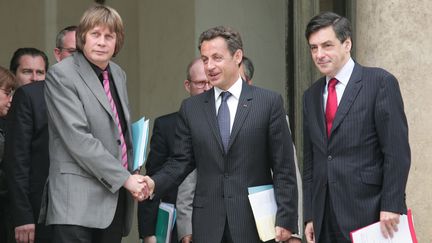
[[303, 12, 410, 243], [41, 5, 146, 243], [143, 26, 299, 243]]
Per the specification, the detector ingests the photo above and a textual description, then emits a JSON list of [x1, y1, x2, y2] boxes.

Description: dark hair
[[56, 25, 77, 48], [241, 56, 254, 81], [305, 11, 352, 44], [198, 26, 243, 56], [76, 5, 124, 57], [9, 48, 49, 74]]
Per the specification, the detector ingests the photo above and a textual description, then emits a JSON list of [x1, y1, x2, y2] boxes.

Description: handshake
[[123, 174, 155, 201]]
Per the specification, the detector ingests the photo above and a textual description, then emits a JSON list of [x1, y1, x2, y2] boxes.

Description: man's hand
[[143, 235, 156, 243], [380, 211, 400, 238], [142, 175, 155, 199], [123, 174, 147, 201], [275, 226, 292, 242], [15, 224, 35, 243], [305, 221, 315, 243], [181, 234, 193, 243], [287, 237, 302, 243]]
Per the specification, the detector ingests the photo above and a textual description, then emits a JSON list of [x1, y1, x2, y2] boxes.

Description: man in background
[[9, 48, 48, 87], [138, 58, 211, 243], [4, 25, 77, 243], [53, 25, 77, 62]]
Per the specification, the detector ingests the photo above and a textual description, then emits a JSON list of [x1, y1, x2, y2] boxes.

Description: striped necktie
[[103, 70, 128, 169]]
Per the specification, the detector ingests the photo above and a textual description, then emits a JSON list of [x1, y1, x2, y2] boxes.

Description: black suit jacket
[[152, 82, 298, 243], [303, 63, 410, 240], [3, 81, 52, 239], [138, 112, 178, 242]]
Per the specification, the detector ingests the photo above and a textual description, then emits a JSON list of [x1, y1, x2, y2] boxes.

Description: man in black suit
[[3, 48, 50, 243], [4, 29, 76, 242], [138, 57, 211, 243], [143, 26, 298, 243], [302, 12, 410, 243]]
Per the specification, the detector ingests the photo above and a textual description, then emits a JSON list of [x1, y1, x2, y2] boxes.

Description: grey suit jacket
[[303, 62, 410, 240], [153, 82, 298, 243], [41, 52, 134, 235]]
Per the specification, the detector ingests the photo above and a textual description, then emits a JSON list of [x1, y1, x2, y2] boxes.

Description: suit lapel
[[313, 78, 327, 140], [228, 82, 252, 152], [331, 63, 363, 134], [74, 53, 113, 119], [203, 90, 225, 153]]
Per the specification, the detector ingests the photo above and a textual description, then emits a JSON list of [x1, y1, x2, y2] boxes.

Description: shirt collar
[[326, 57, 354, 86], [214, 75, 243, 101]]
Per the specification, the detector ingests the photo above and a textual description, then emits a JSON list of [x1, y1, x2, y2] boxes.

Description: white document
[[350, 210, 417, 243], [248, 186, 277, 242]]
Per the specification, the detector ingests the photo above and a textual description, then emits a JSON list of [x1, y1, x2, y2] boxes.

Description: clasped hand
[[123, 174, 155, 201]]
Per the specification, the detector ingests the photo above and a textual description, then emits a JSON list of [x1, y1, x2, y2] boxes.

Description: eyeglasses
[[59, 47, 77, 54], [0, 88, 14, 97], [190, 80, 211, 89]]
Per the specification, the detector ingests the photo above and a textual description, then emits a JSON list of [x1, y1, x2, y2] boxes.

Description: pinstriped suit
[[303, 62, 410, 240], [151, 81, 298, 243]]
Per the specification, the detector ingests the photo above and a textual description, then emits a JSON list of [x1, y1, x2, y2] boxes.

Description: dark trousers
[[52, 189, 126, 243], [319, 187, 351, 243]]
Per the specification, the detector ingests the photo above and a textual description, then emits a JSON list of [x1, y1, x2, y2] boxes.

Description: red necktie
[[103, 71, 128, 169], [325, 78, 338, 137]]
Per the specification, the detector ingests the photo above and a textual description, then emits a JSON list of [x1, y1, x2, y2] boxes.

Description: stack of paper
[[155, 202, 176, 243], [350, 209, 417, 243], [131, 117, 150, 171], [248, 185, 277, 242]]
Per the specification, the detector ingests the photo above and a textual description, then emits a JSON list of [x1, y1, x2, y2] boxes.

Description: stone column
[[356, 1, 432, 240]]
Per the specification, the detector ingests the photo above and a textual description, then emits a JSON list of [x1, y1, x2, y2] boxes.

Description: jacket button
[[327, 155, 332, 161], [224, 173, 229, 178], [117, 139, 121, 145]]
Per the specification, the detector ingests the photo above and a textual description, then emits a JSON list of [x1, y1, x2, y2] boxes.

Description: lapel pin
[[243, 104, 248, 107]]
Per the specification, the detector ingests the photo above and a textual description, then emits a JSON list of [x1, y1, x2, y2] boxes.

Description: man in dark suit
[[3, 48, 50, 243], [143, 26, 298, 243], [41, 5, 146, 243], [302, 12, 411, 243], [138, 58, 211, 243]]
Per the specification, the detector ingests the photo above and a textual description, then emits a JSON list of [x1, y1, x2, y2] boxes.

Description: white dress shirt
[[323, 58, 355, 109], [214, 76, 243, 133]]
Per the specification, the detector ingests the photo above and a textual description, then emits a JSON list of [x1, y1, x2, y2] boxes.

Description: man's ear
[[234, 49, 243, 66], [184, 80, 191, 93], [344, 38, 352, 52]]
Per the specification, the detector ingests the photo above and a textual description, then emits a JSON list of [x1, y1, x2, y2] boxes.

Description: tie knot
[[102, 70, 109, 81], [220, 91, 231, 102], [328, 78, 338, 88]]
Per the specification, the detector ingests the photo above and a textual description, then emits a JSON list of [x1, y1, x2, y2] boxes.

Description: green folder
[[155, 202, 176, 243]]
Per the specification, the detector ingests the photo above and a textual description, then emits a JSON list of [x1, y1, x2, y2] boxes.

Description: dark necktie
[[218, 91, 232, 153], [103, 71, 128, 168], [325, 78, 338, 137]]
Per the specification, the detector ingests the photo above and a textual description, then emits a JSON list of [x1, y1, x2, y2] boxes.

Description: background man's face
[[55, 31, 76, 62], [15, 55, 46, 87]]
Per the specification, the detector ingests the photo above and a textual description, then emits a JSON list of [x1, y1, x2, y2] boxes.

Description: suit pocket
[[360, 171, 383, 186], [60, 161, 92, 178]]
